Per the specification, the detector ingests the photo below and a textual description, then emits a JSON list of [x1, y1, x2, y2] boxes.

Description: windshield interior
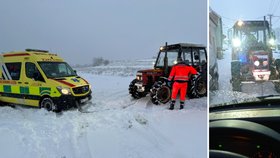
[[38, 62, 76, 78]]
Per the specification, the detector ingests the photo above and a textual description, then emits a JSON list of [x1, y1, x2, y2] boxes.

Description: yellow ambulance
[[0, 49, 92, 111]]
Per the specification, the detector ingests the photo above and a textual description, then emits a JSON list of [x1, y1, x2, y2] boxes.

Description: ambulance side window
[[25, 62, 44, 82], [5, 63, 21, 80]]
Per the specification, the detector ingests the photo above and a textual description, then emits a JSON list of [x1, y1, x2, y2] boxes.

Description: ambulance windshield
[[38, 62, 76, 78]]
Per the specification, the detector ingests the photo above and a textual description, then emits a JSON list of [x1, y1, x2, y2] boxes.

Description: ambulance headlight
[[232, 38, 241, 47], [57, 86, 71, 95], [254, 60, 260, 66]]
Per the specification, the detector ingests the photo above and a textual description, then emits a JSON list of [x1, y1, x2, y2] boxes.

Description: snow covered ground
[[0, 64, 207, 158], [210, 49, 280, 106], [75, 59, 155, 76]]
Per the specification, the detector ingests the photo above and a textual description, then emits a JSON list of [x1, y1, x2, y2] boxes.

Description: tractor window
[[193, 49, 200, 65], [183, 49, 192, 65], [234, 27, 269, 49], [4, 62, 21, 80], [155, 51, 179, 67], [25, 62, 44, 82], [199, 49, 207, 65]]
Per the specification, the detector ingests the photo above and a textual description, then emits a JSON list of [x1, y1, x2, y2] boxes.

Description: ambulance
[[0, 49, 92, 111]]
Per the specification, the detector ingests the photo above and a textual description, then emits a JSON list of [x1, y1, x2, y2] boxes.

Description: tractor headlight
[[269, 38, 275, 46], [237, 20, 244, 27], [232, 38, 241, 47], [136, 72, 142, 80], [263, 60, 268, 66], [254, 60, 260, 66], [57, 86, 71, 95]]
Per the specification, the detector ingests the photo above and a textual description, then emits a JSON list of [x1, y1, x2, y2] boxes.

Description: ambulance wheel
[[40, 97, 55, 111], [0, 101, 5, 106], [129, 79, 146, 99], [150, 81, 171, 105], [189, 75, 207, 98]]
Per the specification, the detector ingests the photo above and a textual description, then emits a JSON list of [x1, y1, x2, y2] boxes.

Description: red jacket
[[168, 63, 198, 81]]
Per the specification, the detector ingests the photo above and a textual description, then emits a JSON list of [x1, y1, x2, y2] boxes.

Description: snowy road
[[210, 50, 280, 105], [0, 73, 207, 158]]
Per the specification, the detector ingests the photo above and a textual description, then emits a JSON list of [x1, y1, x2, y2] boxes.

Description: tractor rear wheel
[[129, 79, 146, 99], [150, 81, 171, 105], [232, 79, 241, 92], [231, 61, 241, 91], [188, 75, 207, 98]]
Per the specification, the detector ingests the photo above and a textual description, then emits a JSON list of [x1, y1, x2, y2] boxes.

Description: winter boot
[[169, 100, 175, 110], [180, 101, 184, 110]]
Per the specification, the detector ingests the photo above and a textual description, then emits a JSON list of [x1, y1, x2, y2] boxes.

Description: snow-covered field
[[75, 59, 155, 76], [0, 63, 207, 158], [210, 49, 280, 105]]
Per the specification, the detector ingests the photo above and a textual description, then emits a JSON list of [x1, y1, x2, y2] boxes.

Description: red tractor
[[230, 20, 280, 91], [129, 43, 207, 105]]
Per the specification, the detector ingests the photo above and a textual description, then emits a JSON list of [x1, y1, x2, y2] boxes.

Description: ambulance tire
[[188, 75, 207, 98], [150, 81, 171, 105], [40, 97, 55, 111], [129, 79, 146, 99], [0, 102, 5, 106]]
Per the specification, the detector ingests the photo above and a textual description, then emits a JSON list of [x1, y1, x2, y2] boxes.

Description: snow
[[0, 64, 207, 158], [210, 49, 280, 106], [75, 59, 154, 77]]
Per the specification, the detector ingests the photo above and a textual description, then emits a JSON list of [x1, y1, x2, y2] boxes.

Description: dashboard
[[209, 107, 280, 158]]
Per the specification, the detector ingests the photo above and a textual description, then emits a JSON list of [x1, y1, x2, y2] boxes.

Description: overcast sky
[[210, 0, 280, 30], [0, 0, 207, 65]]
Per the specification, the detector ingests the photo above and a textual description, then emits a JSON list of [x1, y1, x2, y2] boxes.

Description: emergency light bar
[[25, 49, 49, 53]]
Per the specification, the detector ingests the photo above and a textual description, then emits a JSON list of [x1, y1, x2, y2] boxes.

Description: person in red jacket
[[168, 57, 198, 110]]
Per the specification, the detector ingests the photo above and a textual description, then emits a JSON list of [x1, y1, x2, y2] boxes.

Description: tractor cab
[[232, 20, 274, 61], [154, 43, 207, 77], [230, 19, 280, 91], [129, 43, 207, 104]]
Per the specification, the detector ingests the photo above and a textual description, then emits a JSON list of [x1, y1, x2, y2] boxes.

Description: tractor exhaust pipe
[[164, 42, 168, 77]]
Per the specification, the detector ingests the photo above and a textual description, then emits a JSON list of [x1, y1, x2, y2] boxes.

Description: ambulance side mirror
[[32, 72, 40, 81], [33, 72, 45, 82]]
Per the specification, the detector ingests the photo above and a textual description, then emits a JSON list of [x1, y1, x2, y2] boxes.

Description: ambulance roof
[[2, 49, 64, 62]]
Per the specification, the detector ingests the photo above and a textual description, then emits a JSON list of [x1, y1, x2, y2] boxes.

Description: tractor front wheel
[[274, 82, 280, 93], [129, 79, 147, 99], [150, 81, 171, 105]]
